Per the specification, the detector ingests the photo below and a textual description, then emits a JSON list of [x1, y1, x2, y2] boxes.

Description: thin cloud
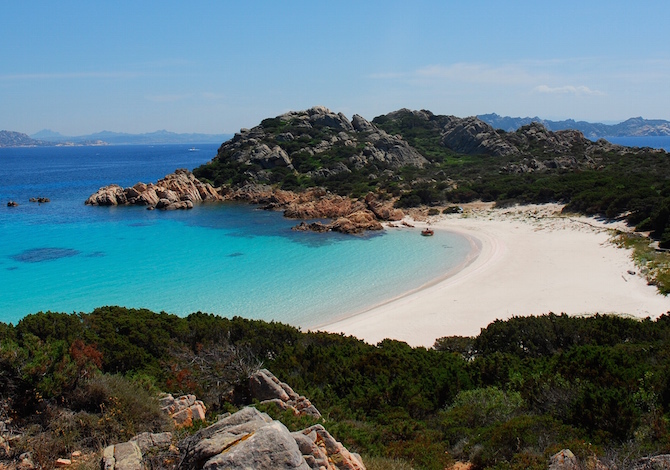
[[367, 62, 547, 86], [415, 63, 537, 85], [532, 85, 604, 96], [369, 59, 611, 88]]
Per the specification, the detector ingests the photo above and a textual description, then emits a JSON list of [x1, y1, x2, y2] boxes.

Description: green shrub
[[66, 374, 172, 442], [442, 387, 525, 431]]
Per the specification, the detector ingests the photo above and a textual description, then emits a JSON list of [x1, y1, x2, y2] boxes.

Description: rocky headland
[[85, 105, 670, 237], [213, 105, 428, 177]]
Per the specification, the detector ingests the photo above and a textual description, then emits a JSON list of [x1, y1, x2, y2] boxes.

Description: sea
[[601, 136, 670, 151], [0, 144, 472, 329]]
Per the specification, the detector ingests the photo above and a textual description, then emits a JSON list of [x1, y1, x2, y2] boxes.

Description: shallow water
[[0, 144, 471, 327]]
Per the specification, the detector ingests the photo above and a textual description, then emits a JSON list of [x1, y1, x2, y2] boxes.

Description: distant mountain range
[[477, 114, 670, 139], [0, 129, 233, 148], [3, 114, 670, 148]]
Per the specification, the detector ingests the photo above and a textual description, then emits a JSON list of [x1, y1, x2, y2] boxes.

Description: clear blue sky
[[2, 1, 669, 135]]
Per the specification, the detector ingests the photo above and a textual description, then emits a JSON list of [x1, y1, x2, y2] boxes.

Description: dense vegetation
[[371, 111, 670, 247], [2, 307, 670, 469], [193, 116, 394, 198]]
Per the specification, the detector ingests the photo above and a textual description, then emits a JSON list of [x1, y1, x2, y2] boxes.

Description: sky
[[2, 1, 669, 135]]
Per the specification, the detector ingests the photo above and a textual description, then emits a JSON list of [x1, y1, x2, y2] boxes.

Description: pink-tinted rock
[[86, 170, 221, 210]]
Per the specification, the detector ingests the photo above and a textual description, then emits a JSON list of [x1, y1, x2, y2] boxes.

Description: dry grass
[[613, 232, 670, 295], [362, 455, 417, 470]]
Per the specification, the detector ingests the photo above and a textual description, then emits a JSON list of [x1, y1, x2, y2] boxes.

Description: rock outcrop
[[160, 394, 207, 428], [103, 407, 365, 470], [547, 448, 670, 470], [440, 115, 519, 157], [548, 449, 580, 470], [374, 108, 653, 174], [249, 369, 321, 419], [103, 432, 174, 470], [86, 169, 222, 209], [209, 106, 428, 184], [225, 185, 397, 234]]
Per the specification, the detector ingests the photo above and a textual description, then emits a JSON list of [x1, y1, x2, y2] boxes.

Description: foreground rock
[[160, 394, 207, 428], [249, 369, 321, 419], [548, 448, 670, 470], [86, 169, 222, 209], [103, 407, 365, 470], [102, 432, 174, 470]]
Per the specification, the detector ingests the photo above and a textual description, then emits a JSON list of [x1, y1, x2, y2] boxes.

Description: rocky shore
[[85, 169, 223, 210], [86, 170, 405, 234], [223, 184, 404, 234]]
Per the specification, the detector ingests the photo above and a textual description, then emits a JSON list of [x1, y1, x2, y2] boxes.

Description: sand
[[318, 203, 670, 347]]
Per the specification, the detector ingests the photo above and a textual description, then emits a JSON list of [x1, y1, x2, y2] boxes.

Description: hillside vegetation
[[194, 107, 670, 247], [2, 308, 670, 469]]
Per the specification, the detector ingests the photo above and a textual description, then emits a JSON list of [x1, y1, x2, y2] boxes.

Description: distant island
[[0, 129, 233, 148], [478, 113, 670, 138], [3, 112, 670, 148]]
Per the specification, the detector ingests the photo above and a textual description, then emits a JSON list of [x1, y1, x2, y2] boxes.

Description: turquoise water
[[0, 145, 471, 328]]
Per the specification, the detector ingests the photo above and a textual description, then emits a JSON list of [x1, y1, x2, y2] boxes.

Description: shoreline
[[317, 203, 670, 347]]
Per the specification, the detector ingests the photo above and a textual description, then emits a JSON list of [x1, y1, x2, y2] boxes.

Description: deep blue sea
[[0, 144, 471, 328], [603, 136, 670, 151]]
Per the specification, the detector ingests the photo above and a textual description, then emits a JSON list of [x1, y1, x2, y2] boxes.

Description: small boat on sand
[[421, 228, 434, 236]]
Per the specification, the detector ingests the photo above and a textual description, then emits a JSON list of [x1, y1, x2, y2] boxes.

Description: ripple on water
[[11, 247, 80, 263]]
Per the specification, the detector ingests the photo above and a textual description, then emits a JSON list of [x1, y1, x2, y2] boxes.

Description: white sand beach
[[319, 203, 670, 347]]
